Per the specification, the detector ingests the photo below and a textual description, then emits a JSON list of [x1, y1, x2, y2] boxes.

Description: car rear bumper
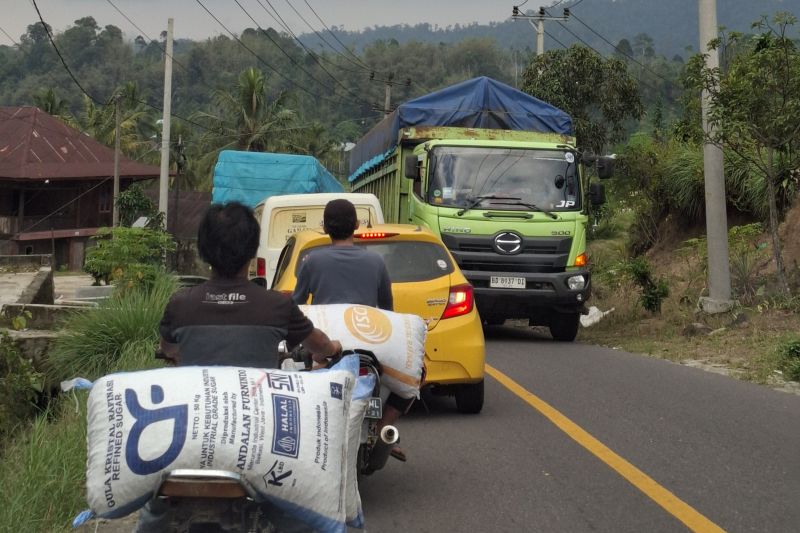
[[424, 309, 485, 385]]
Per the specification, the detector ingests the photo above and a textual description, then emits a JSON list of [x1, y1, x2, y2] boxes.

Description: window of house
[[98, 184, 111, 213]]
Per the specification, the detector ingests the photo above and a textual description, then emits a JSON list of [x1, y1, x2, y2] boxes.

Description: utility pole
[[698, 0, 732, 313], [112, 93, 121, 227], [158, 18, 174, 224], [512, 6, 570, 55], [369, 72, 410, 117]]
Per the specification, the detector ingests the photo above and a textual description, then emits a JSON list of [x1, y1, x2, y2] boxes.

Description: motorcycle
[[281, 345, 400, 476], [144, 347, 397, 532]]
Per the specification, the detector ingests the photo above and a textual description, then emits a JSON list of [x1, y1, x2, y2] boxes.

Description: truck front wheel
[[549, 312, 580, 342]]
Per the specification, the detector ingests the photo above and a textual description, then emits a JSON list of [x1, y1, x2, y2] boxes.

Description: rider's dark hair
[[323, 199, 358, 240], [198, 202, 260, 277]]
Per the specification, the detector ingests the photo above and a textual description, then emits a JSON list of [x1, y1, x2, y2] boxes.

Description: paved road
[[358, 326, 800, 533]]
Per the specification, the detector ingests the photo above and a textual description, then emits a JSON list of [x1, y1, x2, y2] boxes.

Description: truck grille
[[440, 234, 572, 274]]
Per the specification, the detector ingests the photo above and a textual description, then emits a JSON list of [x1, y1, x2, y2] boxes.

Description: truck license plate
[[366, 397, 382, 419], [490, 276, 526, 289]]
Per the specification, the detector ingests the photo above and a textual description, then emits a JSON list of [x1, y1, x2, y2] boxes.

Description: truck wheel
[[549, 312, 580, 341], [455, 380, 484, 414]]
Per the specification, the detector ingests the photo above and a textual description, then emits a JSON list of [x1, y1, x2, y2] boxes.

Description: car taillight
[[256, 257, 266, 277], [441, 284, 474, 319], [355, 232, 398, 239], [574, 252, 587, 267]]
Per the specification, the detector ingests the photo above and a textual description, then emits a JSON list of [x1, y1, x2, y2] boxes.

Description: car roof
[[256, 192, 381, 209], [290, 223, 442, 248]]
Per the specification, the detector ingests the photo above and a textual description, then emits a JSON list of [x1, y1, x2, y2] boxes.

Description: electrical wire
[[255, 0, 368, 75], [231, 0, 370, 104], [568, 12, 678, 87], [193, 0, 347, 106], [0, 24, 17, 45], [301, 0, 374, 70]]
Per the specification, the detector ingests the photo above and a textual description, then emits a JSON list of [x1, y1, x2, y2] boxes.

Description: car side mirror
[[597, 156, 615, 180], [404, 154, 419, 180], [589, 183, 606, 206]]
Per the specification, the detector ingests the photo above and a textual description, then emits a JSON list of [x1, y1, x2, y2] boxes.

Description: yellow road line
[[485, 364, 726, 533]]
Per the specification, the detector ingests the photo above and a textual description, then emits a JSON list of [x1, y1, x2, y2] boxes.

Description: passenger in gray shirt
[[293, 245, 393, 309], [292, 199, 412, 462]]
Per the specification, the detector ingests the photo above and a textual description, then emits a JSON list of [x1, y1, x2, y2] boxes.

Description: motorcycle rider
[[293, 198, 413, 462], [137, 201, 340, 532]]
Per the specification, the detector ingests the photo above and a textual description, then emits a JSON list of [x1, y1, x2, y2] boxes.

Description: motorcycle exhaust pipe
[[367, 425, 399, 472]]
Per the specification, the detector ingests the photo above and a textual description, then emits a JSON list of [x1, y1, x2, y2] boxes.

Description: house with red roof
[[0, 106, 161, 269]]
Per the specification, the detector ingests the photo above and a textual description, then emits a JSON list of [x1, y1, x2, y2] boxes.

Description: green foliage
[[47, 271, 177, 383], [0, 332, 44, 438], [776, 338, 800, 381], [116, 183, 164, 228], [623, 256, 669, 313], [521, 45, 643, 153], [0, 393, 88, 533], [83, 226, 175, 287]]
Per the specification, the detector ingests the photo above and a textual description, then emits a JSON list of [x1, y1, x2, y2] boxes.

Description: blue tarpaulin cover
[[212, 151, 343, 207], [348, 76, 573, 180]]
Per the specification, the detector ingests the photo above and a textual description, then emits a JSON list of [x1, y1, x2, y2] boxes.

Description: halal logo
[[494, 232, 522, 254], [344, 305, 392, 344]]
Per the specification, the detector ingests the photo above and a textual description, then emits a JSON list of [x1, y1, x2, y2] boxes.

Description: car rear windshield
[[296, 241, 454, 283]]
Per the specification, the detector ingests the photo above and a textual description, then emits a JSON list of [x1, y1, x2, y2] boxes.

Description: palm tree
[[79, 82, 156, 157], [192, 67, 297, 187], [33, 88, 77, 127]]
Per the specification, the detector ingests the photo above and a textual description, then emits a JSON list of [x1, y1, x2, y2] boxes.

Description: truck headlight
[[567, 275, 586, 291]]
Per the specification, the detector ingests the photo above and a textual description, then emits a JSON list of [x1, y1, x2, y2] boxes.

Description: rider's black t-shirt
[[160, 277, 314, 368]]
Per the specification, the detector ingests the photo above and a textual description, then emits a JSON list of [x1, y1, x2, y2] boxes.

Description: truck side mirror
[[404, 154, 419, 180], [589, 183, 606, 206], [597, 156, 615, 179]]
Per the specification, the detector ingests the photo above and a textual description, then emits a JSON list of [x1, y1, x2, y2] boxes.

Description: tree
[[614, 38, 634, 61], [700, 13, 800, 295], [522, 45, 643, 154], [33, 88, 75, 125], [192, 67, 297, 186]]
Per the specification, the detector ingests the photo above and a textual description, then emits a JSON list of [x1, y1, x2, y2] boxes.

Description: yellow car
[[271, 224, 486, 413]]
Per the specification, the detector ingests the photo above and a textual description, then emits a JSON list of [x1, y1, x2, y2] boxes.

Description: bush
[[47, 271, 177, 383], [116, 183, 165, 228], [776, 339, 800, 382], [0, 332, 44, 438], [623, 256, 670, 313], [83, 226, 175, 287]]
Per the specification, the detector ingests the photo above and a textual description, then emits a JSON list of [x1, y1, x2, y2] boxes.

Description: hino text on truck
[[348, 77, 614, 341]]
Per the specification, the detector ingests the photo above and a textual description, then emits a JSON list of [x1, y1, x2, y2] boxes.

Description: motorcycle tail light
[[441, 284, 474, 319], [256, 257, 266, 277]]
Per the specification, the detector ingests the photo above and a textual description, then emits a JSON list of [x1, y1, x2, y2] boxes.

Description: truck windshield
[[427, 147, 580, 211]]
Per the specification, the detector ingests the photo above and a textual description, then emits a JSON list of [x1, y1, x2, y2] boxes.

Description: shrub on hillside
[[623, 256, 670, 313]]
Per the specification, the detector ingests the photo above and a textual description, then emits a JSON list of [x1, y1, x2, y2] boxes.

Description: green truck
[[348, 77, 612, 341]]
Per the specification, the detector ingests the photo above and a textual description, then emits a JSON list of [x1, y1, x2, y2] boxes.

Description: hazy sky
[[2, 0, 517, 43]]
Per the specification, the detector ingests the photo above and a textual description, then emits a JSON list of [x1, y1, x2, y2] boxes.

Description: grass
[[0, 274, 177, 533], [0, 392, 89, 533], [46, 272, 177, 384]]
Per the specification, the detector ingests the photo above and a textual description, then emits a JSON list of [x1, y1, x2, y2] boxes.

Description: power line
[[256, 0, 369, 76], [193, 0, 346, 106], [29, 1, 221, 134], [568, 12, 678, 87], [301, 0, 373, 70], [31, 0, 103, 105], [103, 0, 222, 99], [0, 24, 17, 45], [231, 0, 369, 104]]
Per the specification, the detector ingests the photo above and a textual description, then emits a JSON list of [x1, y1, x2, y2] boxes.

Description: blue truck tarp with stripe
[[348, 76, 573, 182], [212, 151, 343, 208]]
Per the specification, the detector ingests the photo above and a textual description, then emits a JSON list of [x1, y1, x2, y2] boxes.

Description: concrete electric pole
[[512, 6, 570, 55], [158, 18, 174, 223], [369, 72, 410, 116], [698, 0, 732, 313]]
